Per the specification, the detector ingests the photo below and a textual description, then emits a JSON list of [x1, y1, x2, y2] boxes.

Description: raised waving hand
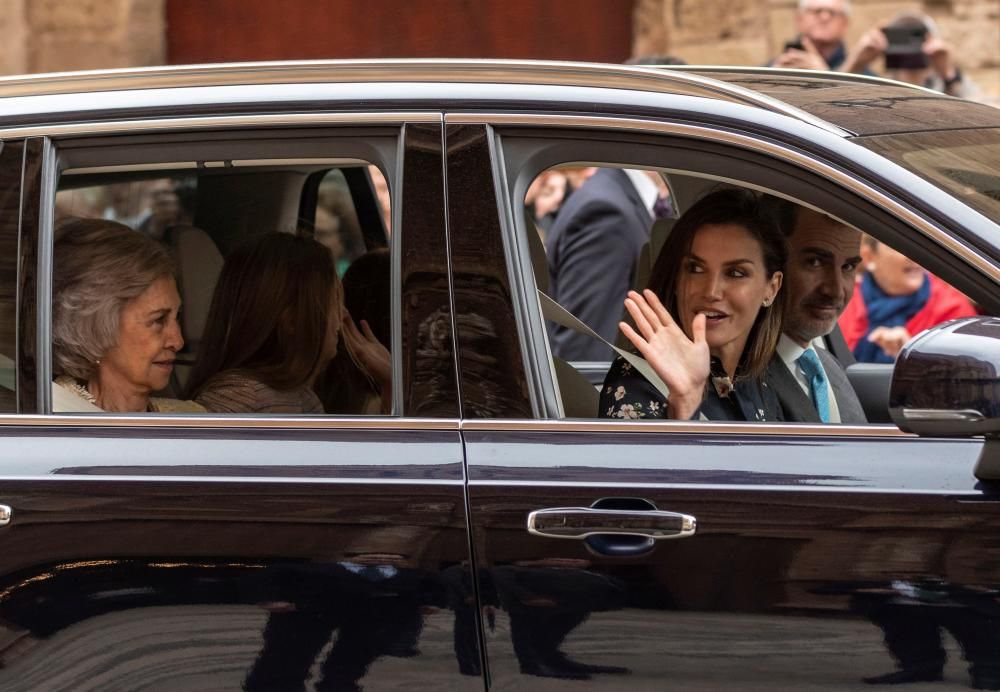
[[619, 289, 709, 420]]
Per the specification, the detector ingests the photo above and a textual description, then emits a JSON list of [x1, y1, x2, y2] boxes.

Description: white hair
[[798, 0, 851, 16], [52, 218, 176, 380]]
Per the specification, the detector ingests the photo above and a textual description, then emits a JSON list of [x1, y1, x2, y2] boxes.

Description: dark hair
[[769, 198, 800, 239], [185, 233, 341, 397], [316, 248, 391, 414], [645, 188, 787, 380]]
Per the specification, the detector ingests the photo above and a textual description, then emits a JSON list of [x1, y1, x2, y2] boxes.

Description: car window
[[523, 160, 991, 425], [50, 153, 394, 417]]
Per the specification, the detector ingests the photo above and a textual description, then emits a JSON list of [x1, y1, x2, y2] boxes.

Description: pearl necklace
[[65, 378, 99, 406]]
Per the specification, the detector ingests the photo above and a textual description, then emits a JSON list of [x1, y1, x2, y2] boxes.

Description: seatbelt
[[538, 290, 671, 401]]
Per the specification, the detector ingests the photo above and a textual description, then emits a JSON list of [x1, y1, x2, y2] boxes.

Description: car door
[[0, 119, 484, 690], [447, 117, 1000, 689]]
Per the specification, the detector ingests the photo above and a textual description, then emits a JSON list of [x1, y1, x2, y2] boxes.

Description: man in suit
[[545, 168, 661, 361], [767, 204, 867, 423]]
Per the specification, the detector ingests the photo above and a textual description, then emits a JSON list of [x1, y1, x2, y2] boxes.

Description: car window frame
[[7, 113, 454, 425], [465, 113, 999, 429]]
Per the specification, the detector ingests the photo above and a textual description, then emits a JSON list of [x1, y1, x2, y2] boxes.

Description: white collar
[[623, 169, 660, 219], [777, 333, 809, 369], [778, 333, 830, 368]]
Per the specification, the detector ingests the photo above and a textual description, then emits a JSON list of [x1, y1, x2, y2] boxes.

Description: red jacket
[[839, 273, 978, 352]]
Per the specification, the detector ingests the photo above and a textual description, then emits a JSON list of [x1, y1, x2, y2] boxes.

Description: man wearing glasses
[[772, 0, 854, 72]]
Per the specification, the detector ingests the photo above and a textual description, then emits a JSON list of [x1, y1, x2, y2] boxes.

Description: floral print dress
[[598, 356, 784, 422]]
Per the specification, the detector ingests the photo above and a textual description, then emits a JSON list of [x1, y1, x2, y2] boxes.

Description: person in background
[[546, 167, 671, 361], [525, 169, 571, 234], [842, 11, 973, 96], [772, 0, 859, 72], [839, 237, 977, 363]]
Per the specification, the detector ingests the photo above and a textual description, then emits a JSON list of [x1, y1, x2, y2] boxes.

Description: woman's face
[[100, 276, 183, 394], [863, 242, 926, 296], [675, 223, 782, 361]]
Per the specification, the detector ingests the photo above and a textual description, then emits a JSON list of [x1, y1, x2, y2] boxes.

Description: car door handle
[[527, 507, 696, 540], [0, 505, 11, 526]]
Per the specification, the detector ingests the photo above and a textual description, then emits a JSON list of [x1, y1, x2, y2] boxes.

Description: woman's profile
[[51, 218, 204, 413], [600, 188, 786, 421]]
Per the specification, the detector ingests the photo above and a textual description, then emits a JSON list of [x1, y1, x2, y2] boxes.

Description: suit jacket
[[766, 347, 867, 424], [545, 168, 652, 361]]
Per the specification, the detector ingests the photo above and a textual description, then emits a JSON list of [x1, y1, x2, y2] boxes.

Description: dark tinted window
[[0, 141, 24, 412]]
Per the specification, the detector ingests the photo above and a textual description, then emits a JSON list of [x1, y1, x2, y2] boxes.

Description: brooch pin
[[711, 374, 733, 398]]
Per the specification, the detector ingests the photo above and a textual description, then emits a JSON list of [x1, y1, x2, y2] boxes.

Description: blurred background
[[0, 0, 995, 99]]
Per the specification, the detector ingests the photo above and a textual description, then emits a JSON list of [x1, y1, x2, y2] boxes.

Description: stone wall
[[0, 0, 992, 101], [0, 0, 165, 76], [634, 0, 1000, 101]]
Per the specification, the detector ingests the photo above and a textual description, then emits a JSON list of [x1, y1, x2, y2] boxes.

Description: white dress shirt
[[623, 169, 660, 221], [776, 333, 841, 423]]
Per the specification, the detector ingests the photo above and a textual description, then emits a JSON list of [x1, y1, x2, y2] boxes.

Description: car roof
[[676, 66, 1000, 137], [0, 60, 997, 138]]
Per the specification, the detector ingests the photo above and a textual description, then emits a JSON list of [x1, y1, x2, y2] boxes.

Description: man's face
[[784, 209, 862, 346], [796, 0, 850, 47]]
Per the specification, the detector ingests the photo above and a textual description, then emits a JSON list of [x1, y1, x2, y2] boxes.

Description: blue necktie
[[797, 348, 830, 423]]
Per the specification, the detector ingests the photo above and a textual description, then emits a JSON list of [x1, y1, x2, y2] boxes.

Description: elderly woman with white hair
[[51, 218, 204, 413]]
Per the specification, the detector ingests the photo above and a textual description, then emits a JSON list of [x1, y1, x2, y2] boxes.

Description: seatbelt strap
[[538, 290, 671, 401]]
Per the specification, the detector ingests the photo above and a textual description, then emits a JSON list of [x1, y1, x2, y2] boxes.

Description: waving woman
[[600, 189, 786, 421]]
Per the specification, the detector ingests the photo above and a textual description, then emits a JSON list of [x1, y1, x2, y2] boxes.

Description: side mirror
[[890, 317, 1000, 436], [889, 317, 1000, 480]]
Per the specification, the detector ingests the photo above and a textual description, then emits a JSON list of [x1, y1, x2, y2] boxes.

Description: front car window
[[524, 162, 988, 424]]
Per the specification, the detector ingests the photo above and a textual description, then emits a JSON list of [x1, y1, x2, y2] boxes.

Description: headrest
[[163, 224, 224, 346]]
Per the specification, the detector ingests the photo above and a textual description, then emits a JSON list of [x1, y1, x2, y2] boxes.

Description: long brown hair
[[645, 188, 786, 380], [186, 233, 341, 397]]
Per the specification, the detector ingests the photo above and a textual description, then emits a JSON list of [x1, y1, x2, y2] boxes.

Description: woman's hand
[[342, 313, 392, 410], [618, 289, 709, 420]]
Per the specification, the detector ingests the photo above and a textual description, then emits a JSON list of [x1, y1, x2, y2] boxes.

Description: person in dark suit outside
[[546, 168, 665, 361], [767, 203, 867, 423]]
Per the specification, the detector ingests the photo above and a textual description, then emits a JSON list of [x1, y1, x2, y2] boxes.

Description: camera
[[882, 25, 929, 69]]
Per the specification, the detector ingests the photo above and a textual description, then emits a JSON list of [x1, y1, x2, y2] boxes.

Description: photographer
[[843, 12, 972, 97], [772, 0, 857, 72]]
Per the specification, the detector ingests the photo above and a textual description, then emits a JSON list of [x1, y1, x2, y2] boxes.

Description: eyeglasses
[[802, 6, 846, 18]]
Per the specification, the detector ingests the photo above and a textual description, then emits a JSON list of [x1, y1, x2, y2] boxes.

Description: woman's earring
[[762, 299, 771, 307]]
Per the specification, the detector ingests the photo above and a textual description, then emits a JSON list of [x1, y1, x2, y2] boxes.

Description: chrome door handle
[[0, 505, 10, 526], [527, 507, 696, 540]]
